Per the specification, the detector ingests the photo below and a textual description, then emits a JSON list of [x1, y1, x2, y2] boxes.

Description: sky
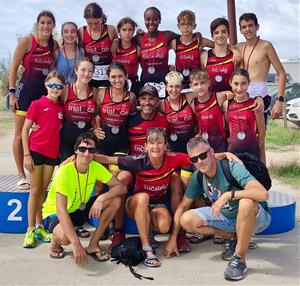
[[0, 0, 299, 64]]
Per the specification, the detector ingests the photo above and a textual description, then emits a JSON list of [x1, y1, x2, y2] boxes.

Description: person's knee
[[238, 198, 258, 218], [133, 193, 150, 208], [156, 215, 171, 234], [180, 211, 196, 232]]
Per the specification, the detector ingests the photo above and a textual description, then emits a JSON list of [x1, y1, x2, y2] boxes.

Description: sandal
[[189, 233, 213, 244], [148, 233, 160, 249], [87, 249, 110, 262], [50, 246, 65, 259], [76, 226, 90, 238], [143, 246, 161, 268], [17, 178, 30, 190]]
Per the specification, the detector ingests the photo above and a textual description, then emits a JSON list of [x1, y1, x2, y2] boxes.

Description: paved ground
[[0, 128, 299, 286]]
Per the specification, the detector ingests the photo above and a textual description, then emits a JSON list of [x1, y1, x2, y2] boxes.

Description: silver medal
[[92, 55, 100, 63], [182, 69, 190, 77], [170, 133, 178, 142], [237, 132, 246, 140], [148, 66, 155, 74], [215, 75, 222, 82], [202, 132, 209, 140], [42, 68, 49, 76], [79, 203, 86, 211], [111, 126, 119, 134], [77, 121, 86, 129]]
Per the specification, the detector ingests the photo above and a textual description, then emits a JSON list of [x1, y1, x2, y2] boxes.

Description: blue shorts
[[191, 204, 271, 233]]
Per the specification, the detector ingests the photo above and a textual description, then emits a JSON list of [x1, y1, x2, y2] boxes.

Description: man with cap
[[108, 84, 170, 252]]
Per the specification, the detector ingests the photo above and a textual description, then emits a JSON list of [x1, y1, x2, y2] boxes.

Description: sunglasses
[[77, 146, 98, 154], [189, 149, 210, 163], [46, 82, 65, 90]]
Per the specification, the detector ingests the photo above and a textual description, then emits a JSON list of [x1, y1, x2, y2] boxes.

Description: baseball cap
[[139, 84, 159, 98]]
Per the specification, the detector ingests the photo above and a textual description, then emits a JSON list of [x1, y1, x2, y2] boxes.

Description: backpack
[[197, 152, 272, 191], [111, 236, 154, 280]]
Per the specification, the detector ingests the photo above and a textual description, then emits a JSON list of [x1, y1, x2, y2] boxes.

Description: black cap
[[139, 84, 159, 98]]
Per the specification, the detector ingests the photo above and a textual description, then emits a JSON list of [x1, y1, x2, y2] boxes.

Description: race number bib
[[92, 65, 109, 81]]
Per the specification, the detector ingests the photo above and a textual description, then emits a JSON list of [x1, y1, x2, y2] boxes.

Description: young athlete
[[59, 57, 102, 161], [96, 62, 136, 162], [235, 13, 286, 122], [201, 17, 241, 92], [113, 17, 140, 96], [22, 71, 64, 248], [224, 69, 266, 163], [9, 10, 57, 190], [79, 2, 118, 88], [189, 69, 228, 153], [55, 22, 84, 84], [171, 10, 214, 90]]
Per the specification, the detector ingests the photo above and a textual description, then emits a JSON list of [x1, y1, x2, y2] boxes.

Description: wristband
[[9, 88, 16, 94], [231, 189, 236, 201]]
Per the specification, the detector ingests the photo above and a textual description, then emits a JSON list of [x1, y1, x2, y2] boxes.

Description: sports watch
[[276, 96, 284, 102]]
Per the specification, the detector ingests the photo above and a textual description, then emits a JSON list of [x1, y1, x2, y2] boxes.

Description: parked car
[[286, 97, 300, 126], [269, 82, 300, 109]]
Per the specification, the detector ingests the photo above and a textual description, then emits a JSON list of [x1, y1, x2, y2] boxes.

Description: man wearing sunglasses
[[42, 131, 126, 265], [165, 136, 270, 281]]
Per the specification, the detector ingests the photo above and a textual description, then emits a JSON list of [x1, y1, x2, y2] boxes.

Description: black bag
[[111, 236, 154, 280], [197, 152, 272, 190]]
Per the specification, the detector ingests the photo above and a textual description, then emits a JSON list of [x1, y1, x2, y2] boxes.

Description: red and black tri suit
[[194, 93, 227, 152], [118, 152, 191, 203], [98, 88, 131, 155]]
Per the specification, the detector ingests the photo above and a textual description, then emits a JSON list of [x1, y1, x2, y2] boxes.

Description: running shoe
[[23, 227, 36, 248], [35, 225, 51, 243], [224, 255, 248, 280]]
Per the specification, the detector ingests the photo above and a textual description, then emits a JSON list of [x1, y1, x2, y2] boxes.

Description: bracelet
[[9, 88, 16, 94], [24, 154, 31, 158]]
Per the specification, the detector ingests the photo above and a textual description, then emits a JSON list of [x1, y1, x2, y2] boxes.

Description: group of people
[[8, 2, 286, 281]]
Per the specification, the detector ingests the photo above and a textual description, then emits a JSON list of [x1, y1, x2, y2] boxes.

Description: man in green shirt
[[42, 132, 126, 265], [164, 136, 271, 281]]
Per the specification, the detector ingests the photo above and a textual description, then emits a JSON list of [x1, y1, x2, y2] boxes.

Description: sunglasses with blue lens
[[46, 82, 65, 90]]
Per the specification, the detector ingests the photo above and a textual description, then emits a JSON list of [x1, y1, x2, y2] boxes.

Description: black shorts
[[30, 150, 60, 166], [44, 196, 98, 232], [89, 79, 110, 89]]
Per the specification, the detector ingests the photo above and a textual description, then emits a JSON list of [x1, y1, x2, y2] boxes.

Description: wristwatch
[[276, 96, 284, 102]]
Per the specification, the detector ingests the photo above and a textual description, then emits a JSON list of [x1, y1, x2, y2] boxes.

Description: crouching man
[[165, 136, 271, 280], [42, 132, 126, 265]]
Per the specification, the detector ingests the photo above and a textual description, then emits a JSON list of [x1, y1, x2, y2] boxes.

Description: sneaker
[[224, 255, 248, 281], [221, 239, 237, 260], [177, 232, 191, 253], [248, 240, 259, 249], [109, 231, 125, 253], [35, 226, 51, 243], [23, 228, 36, 248]]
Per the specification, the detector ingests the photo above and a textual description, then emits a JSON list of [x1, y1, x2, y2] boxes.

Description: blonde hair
[[189, 68, 209, 83], [165, 71, 183, 85], [146, 128, 167, 144], [177, 10, 196, 25]]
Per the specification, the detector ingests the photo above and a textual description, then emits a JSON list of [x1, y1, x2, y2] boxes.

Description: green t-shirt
[[185, 160, 261, 218], [42, 161, 113, 219]]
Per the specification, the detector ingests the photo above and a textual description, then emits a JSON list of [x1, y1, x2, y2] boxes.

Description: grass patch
[[266, 120, 300, 150], [269, 161, 300, 189]]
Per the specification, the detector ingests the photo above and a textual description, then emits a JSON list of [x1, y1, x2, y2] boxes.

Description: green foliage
[[266, 120, 300, 149], [0, 58, 10, 96]]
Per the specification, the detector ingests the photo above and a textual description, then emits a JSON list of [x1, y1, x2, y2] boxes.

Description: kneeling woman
[[95, 128, 191, 267]]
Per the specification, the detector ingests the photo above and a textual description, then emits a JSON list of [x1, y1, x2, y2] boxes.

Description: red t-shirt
[[118, 152, 191, 203], [26, 96, 63, 158]]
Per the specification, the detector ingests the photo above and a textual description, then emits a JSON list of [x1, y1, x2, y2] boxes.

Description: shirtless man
[[235, 13, 286, 121]]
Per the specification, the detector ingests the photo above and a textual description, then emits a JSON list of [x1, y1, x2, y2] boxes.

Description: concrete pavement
[[0, 128, 299, 285]]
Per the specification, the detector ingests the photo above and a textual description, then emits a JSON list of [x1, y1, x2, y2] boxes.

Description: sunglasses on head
[[189, 149, 210, 163], [46, 82, 65, 90], [77, 146, 98, 154]]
